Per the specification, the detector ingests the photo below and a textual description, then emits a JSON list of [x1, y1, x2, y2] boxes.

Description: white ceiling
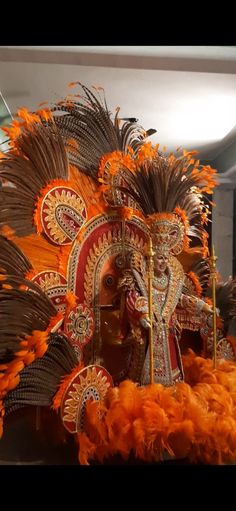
[[1, 46, 236, 160]]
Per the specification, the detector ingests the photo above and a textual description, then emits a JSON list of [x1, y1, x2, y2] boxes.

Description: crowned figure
[[0, 84, 236, 465]]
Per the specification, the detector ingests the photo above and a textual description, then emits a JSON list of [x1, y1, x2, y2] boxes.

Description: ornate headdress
[[0, 83, 155, 443], [1, 82, 236, 467], [108, 152, 217, 258]]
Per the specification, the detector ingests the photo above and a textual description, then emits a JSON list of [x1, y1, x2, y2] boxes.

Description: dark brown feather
[[117, 155, 209, 247], [51, 83, 154, 179], [0, 275, 56, 361], [3, 333, 77, 413], [207, 278, 236, 331], [190, 259, 211, 295], [0, 121, 69, 236], [0, 235, 32, 276]]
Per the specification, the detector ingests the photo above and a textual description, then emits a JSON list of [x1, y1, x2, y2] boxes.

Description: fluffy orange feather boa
[[78, 350, 236, 465]]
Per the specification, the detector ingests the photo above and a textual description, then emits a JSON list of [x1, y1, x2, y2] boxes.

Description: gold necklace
[[153, 273, 168, 290]]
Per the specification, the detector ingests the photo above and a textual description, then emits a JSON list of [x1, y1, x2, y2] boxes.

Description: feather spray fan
[[0, 234, 32, 277], [3, 333, 78, 415], [52, 83, 156, 179], [115, 155, 217, 249], [0, 120, 69, 237], [0, 275, 57, 362]]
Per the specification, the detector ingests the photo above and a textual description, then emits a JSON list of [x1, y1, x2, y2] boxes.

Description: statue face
[[154, 254, 169, 274], [150, 215, 185, 256]]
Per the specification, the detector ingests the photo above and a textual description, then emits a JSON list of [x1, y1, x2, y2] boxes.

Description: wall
[[212, 187, 234, 280]]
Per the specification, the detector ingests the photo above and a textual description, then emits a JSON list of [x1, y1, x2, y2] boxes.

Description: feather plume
[[0, 275, 56, 362], [206, 278, 236, 332], [215, 279, 236, 331], [116, 154, 216, 248], [51, 83, 155, 179], [184, 259, 211, 297], [77, 351, 236, 465], [0, 235, 32, 277], [0, 121, 69, 236], [3, 333, 77, 414]]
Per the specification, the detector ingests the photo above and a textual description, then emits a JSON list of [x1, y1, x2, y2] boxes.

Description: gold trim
[[83, 227, 147, 305], [162, 256, 184, 322], [33, 271, 66, 291], [41, 187, 87, 244], [67, 213, 148, 292], [61, 365, 112, 432]]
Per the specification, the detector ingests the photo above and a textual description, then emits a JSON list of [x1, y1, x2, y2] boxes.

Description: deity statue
[[0, 83, 236, 465]]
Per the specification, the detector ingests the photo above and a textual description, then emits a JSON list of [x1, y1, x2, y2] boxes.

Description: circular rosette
[[32, 271, 67, 312], [41, 186, 87, 245], [61, 365, 113, 433], [64, 303, 95, 357]]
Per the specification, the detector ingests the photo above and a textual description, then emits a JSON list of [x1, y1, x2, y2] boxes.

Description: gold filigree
[[34, 271, 65, 291], [62, 365, 111, 432], [41, 187, 87, 244], [135, 256, 184, 324], [128, 250, 146, 276], [217, 338, 235, 361], [117, 270, 137, 292], [83, 225, 147, 305], [102, 166, 140, 209], [67, 214, 149, 293], [150, 216, 185, 256], [184, 274, 196, 296], [65, 304, 94, 344], [162, 256, 184, 322], [176, 309, 202, 331]]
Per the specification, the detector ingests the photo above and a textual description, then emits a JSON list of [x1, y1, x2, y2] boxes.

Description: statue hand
[[202, 302, 213, 314], [140, 317, 151, 329]]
